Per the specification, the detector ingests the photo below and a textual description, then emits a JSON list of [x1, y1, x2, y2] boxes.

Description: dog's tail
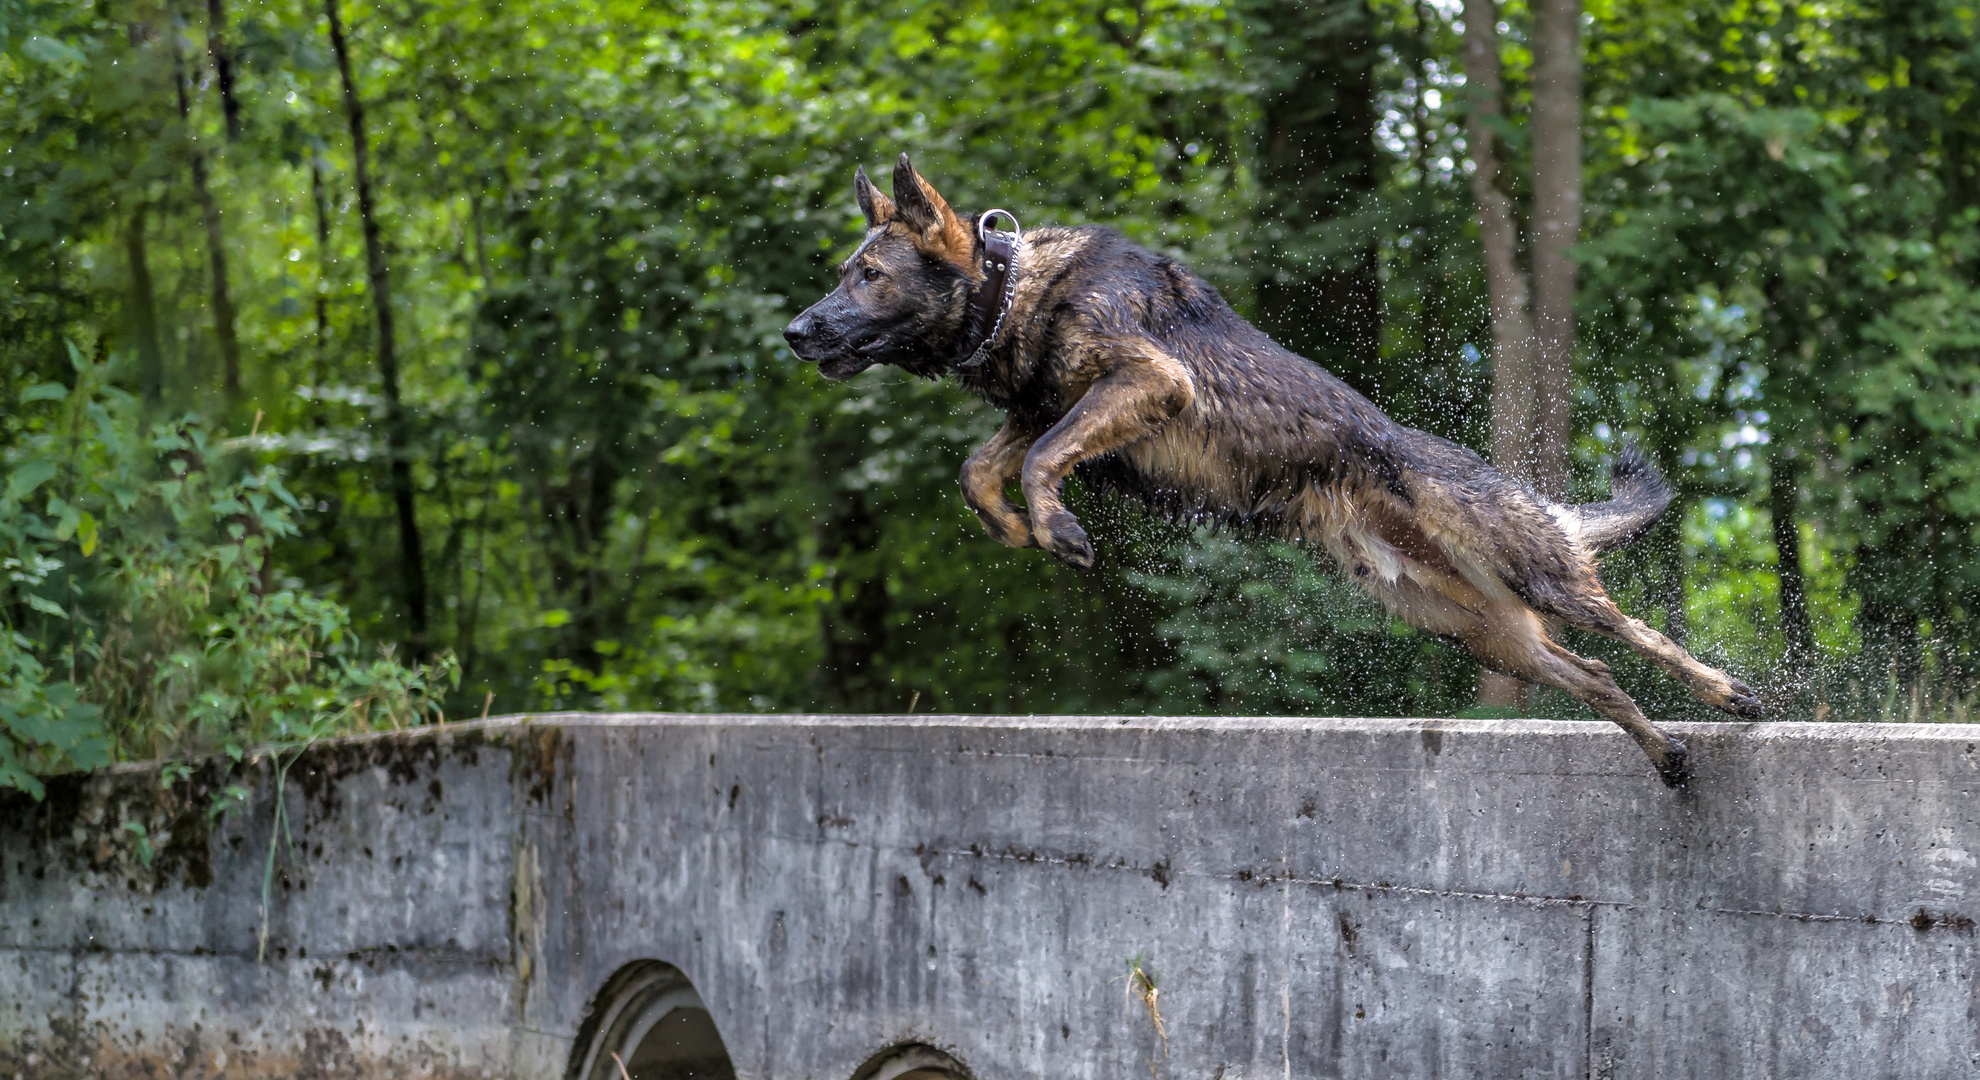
[[1570, 443, 1673, 556]]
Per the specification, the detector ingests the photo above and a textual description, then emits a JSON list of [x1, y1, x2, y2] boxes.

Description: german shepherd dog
[[784, 155, 1763, 786]]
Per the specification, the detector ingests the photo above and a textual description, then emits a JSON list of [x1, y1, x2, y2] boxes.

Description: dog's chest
[[972, 357, 1082, 426], [1115, 422, 1255, 511]]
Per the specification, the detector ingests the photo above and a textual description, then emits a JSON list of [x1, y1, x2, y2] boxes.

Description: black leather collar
[[953, 210, 1022, 371]]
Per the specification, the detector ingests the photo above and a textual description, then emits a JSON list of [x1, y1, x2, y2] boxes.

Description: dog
[[784, 154, 1763, 786]]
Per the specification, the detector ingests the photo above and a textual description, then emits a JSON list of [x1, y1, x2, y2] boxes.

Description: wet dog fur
[[784, 155, 1764, 786]]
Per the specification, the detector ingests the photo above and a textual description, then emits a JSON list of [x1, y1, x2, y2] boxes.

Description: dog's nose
[[783, 317, 812, 347]]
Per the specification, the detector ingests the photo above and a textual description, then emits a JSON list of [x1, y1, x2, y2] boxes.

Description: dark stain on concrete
[[1909, 907, 1975, 932], [284, 725, 505, 823], [0, 760, 220, 891], [514, 724, 565, 806]]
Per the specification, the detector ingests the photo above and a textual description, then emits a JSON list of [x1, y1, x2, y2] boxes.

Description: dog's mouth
[[807, 333, 887, 380], [818, 354, 876, 380]]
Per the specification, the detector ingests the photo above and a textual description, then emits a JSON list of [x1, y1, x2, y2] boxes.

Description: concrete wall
[[4, 714, 1979, 1079]]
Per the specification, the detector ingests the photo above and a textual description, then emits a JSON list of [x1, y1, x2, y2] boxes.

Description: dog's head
[[784, 154, 979, 380]]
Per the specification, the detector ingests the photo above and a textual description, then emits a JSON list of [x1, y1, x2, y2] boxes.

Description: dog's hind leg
[[1498, 552, 1765, 720], [1456, 609, 1692, 787], [961, 415, 1044, 549], [1338, 556, 1689, 785], [1020, 337, 1194, 568], [1578, 606, 1765, 719]]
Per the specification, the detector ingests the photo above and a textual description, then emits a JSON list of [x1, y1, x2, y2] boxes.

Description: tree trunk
[[1464, 0, 1537, 710], [1770, 446, 1813, 665], [170, 3, 242, 400], [1462, 0, 1536, 488], [1528, 0, 1581, 502], [1245, 0, 1380, 381], [124, 206, 164, 404], [1464, 0, 1586, 711], [326, 0, 429, 652], [191, 155, 240, 398], [310, 148, 333, 384], [1412, 3, 1448, 371], [1760, 278, 1813, 671], [205, 0, 240, 140]]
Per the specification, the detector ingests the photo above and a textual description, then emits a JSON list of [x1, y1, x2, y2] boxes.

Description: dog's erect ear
[[854, 165, 894, 227], [891, 154, 941, 232], [892, 153, 974, 265]]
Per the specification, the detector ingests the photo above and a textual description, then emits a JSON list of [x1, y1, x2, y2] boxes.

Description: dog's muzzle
[[784, 309, 875, 379], [783, 312, 822, 360]]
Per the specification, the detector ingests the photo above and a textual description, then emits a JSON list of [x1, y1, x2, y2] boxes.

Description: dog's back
[[990, 226, 1400, 510], [997, 228, 1578, 613]]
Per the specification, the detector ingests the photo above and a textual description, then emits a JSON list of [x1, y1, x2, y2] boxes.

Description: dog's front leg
[[960, 416, 1043, 548], [1022, 340, 1195, 569]]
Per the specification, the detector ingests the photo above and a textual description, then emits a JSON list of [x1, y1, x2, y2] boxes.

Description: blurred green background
[[6, 0, 1980, 792]]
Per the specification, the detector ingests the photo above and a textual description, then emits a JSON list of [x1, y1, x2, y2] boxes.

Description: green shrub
[[0, 348, 456, 798]]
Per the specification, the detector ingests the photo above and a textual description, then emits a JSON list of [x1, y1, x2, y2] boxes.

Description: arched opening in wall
[[847, 1042, 973, 1080], [569, 961, 737, 1080]]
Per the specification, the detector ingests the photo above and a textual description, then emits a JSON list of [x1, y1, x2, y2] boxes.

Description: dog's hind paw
[[1719, 679, 1765, 719], [1655, 739, 1691, 789], [1036, 510, 1095, 570]]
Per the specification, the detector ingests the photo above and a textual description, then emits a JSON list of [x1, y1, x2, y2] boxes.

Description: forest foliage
[[5, 0, 1980, 791]]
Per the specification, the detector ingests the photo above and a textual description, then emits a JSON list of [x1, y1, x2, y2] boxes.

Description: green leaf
[[5, 685, 106, 758], [77, 512, 98, 557], [21, 382, 68, 403], [269, 477, 302, 510], [26, 595, 69, 620], [22, 36, 85, 71], [5, 460, 58, 501], [122, 822, 154, 868], [0, 764, 46, 801]]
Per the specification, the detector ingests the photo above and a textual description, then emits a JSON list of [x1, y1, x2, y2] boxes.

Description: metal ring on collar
[[977, 209, 1022, 244]]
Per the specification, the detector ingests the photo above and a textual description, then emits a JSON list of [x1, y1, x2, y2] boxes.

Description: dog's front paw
[[1035, 509, 1095, 570]]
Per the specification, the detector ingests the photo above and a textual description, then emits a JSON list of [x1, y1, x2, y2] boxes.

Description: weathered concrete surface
[[4, 714, 1980, 1079]]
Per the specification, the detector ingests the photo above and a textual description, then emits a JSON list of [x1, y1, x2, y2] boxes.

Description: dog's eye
[[862, 266, 883, 282]]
